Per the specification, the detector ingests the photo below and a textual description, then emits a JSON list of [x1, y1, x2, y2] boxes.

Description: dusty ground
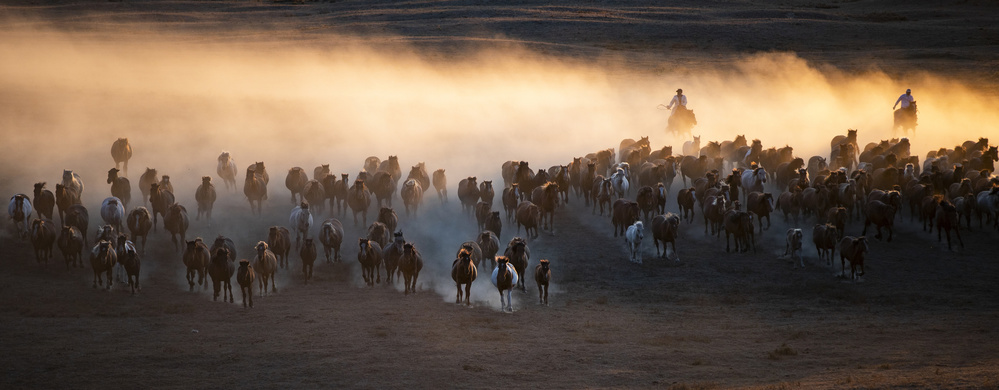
[[2, 1, 999, 389]]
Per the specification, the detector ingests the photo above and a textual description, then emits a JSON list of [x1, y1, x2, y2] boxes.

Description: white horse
[[626, 220, 644, 264], [491, 258, 519, 312], [682, 136, 701, 157], [611, 167, 630, 199], [101, 197, 125, 233], [289, 201, 313, 250], [217, 151, 238, 192], [8, 194, 33, 238], [62, 170, 85, 198], [741, 167, 767, 200]]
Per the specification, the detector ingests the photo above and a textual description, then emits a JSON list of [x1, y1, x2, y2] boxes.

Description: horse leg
[[270, 272, 276, 293], [455, 283, 461, 304]]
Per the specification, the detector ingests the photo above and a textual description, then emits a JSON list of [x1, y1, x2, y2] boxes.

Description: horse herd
[[6, 132, 999, 310]]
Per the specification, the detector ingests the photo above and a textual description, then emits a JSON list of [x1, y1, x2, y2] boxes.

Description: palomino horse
[[111, 138, 132, 176], [217, 151, 238, 191]]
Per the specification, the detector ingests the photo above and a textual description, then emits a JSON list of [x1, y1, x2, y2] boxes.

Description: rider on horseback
[[665, 88, 696, 137], [893, 88, 914, 111], [666, 88, 687, 113]]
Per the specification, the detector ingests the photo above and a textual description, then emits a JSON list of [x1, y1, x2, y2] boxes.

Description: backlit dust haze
[[1, 27, 997, 192]]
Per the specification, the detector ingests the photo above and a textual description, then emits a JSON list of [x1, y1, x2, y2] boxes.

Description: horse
[[862, 200, 896, 242], [8, 194, 33, 238], [289, 201, 313, 251], [401, 179, 424, 217], [237, 260, 255, 308], [90, 240, 117, 290], [455, 241, 483, 270], [300, 238, 317, 284], [477, 230, 501, 271], [29, 218, 57, 265], [367, 221, 391, 249], [636, 186, 657, 222], [893, 102, 918, 136], [406, 163, 430, 192], [113, 234, 139, 294], [451, 249, 477, 306], [61, 170, 84, 199], [267, 226, 292, 269], [746, 192, 774, 233], [247, 162, 270, 185], [302, 180, 326, 215], [504, 237, 530, 292], [254, 241, 278, 295], [164, 203, 189, 251], [57, 225, 84, 269], [531, 182, 559, 234], [812, 223, 839, 267], [457, 177, 480, 215], [784, 228, 804, 268], [475, 202, 491, 232], [502, 184, 520, 222], [195, 176, 217, 224], [723, 209, 755, 253], [677, 187, 695, 223], [936, 199, 964, 250], [666, 106, 697, 138], [432, 169, 447, 203], [32, 183, 55, 220], [612, 199, 640, 237], [100, 197, 125, 234], [683, 136, 701, 157], [106, 168, 131, 209], [148, 182, 175, 230], [535, 259, 551, 306], [244, 168, 267, 215], [611, 167, 630, 199], [515, 201, 542, 239], [318, 218, 344, 264], [217, 152, 238, 191], [741, 167, 767, 200], [208, 247, 236, 303], [182, 238, 210, 291], [346, 179, 372, 226], [314, 164, 331, 184], [357, 238, 382, 287], [839, 236, 869, 280], [331, 173, 350, 215], [65, 204, 89, 246], [138, 168, 158, 205], [382, 231, 405, 285], [111, 138, 132, 176], [284, 167, 309, 204], [651, 213, 680, 261], [625, 220, 644, 264], [491, 256, 519, 312]]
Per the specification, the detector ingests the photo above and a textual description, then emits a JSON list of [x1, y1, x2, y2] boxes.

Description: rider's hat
[[906, 89, 911, 93], [676, 88, 683, 93]]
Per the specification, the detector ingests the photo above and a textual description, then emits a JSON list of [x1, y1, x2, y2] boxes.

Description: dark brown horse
[[451, 249, 477, 306], [243, 168, 267, 215], [106, 168, 131, 209], [399, 243, 423, 295], [535, 259, 551, 306]]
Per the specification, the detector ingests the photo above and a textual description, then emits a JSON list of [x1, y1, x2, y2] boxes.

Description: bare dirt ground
[[2, 1, 999, 389]]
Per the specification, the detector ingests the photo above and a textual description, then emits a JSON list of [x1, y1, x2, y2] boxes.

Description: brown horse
[[149, 182, 175, 230], [651, 213, 681, 261], [182, 238, 210, 291], [432, 169, 447, 204], [357, 238, 382, 287], [195, 176, 217, 224], [346, 179, 372, 226], [451, 249, 477, 306], [106, 168, 131, 209], [33, 182, 55, 220], [65, 204, 89, 246], [477, 230, 500, 271], [110, 138, 132, 176], [862, 200, 896, 242], [285, 167, 309, 205], [535, 259, 551, 306], [237, 260, 255, 308], [485, 211, 502, 240], [55, 184, 81, 224], [401, 179, 424, 217], [475, 201, 491, 232], [138, 168, 158, 206], [399, 243, 424, 295], [838, 236, 869, 280], [267, 226, 291, 269], [492, 256, 517, 312], [300, 238, 317, 284], [254, 241, 278, 295], [502, 184, 520, 222], [382, 231, 405, 285], [318, 218, 344, 264], [531, 182, 559, 234], [29, 218, 57, 265], [935, 199, 964, 250], [478, 180, 495, 204], [515, 201, 541, 239], [611, 199, 640, 237], [244, 168, 267, 215], [57, 225, 84, 269], [457, 177, 480, 215], [125, 207, 152, 252], [163, 203, 188, 251], [407, 163, 430, 192], [504, 237, 530, 292], [208, 247, 235, 303], [302, 180, 326, 215], [90, 240, 117, 290], [812, 223, 839, 266], [636, 186, 656, 222]]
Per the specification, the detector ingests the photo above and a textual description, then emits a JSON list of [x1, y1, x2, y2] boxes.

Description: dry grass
[[767, 343, 798, 360]]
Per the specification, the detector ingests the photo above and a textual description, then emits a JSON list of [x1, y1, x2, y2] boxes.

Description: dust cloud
[[1, 25, 995, 309]]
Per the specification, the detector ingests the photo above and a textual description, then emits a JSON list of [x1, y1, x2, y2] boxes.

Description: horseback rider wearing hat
[[666, 88, 687, 114], [893, 89, 914, 110]]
